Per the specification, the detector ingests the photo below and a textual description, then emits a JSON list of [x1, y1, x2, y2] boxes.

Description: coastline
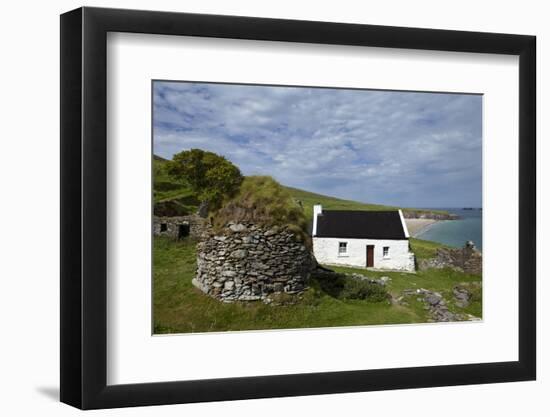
[[405, 219, 441, 237]]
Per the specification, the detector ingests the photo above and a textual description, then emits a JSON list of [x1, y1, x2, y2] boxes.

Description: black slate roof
[[315, 210, 407, 240]]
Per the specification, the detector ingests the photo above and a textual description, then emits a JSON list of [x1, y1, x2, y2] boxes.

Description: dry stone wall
[[193, 222, 316, 302], [418, 241, 482, 275], [153, 215, 206, 239]]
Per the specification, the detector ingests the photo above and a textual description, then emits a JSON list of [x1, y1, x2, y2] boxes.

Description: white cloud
[[153, 82, 482, 207]]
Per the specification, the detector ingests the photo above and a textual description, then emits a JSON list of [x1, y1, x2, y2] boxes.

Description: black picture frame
[[60, 6, 536, 410]]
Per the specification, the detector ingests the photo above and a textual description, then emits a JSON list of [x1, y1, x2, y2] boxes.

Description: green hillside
[[284, 186, 400, 226], [153, 155, 199, 216], [153, 155, 193, 202], [284, 186, 448, 222], [153, 155, 446, 220]]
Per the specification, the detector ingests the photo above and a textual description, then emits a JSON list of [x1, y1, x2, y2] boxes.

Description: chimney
[[312, 204, 323, 236]]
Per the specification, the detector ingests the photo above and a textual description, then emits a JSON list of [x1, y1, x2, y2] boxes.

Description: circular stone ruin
[[193, 222, 315, 302]]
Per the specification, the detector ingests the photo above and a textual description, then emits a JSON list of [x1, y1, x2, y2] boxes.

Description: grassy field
[[153, 236, 482, 334]]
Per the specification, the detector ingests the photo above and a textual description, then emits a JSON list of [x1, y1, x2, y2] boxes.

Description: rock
[[239, 295, 261, 301], [251, 261, 268, 270], [221, 270, 237, 278], [197, 200, 209, 218], [229, 223, 247, 233], [224, 281, 235, 291], [453, 286, 472, 308], [425, 294, 441, 305], [263, 227, 279, 237], [400, 287, 462, 322], [230, 249, 248, 259]]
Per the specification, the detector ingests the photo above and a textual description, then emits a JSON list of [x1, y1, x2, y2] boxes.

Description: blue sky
[[153, 81, 482, 208]]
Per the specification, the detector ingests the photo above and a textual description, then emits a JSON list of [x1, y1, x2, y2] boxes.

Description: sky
[[153, 81, 482, 208]]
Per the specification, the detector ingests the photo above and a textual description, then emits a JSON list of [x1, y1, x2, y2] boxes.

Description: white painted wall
[[313, 237, 415, 272]]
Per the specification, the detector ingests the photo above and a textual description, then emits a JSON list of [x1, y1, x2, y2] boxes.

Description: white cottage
[[312, 205, 415, 272]]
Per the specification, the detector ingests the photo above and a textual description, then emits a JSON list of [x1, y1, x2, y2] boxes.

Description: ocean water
[[416, 208, 483, 251]]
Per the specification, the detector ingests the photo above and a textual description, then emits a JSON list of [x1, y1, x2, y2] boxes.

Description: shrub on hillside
[[339, 278, 388, 301], [312, 272, 388, 302], [167, 149, 243, 210]]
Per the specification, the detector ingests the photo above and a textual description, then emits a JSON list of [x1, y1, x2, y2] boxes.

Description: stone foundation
[[193, 222, 315, 302], [153, 215, 206, 239]]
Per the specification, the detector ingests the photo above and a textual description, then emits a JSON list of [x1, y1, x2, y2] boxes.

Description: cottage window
[[160, 223, 167, 232], [338, 242, 348, 255], [383, 246, 390, 258]]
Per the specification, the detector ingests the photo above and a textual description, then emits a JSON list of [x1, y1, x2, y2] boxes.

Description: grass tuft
[[213, 176, 310, 242]]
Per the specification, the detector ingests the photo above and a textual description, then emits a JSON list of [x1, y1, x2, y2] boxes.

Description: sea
[[415, 208, 483, 251]]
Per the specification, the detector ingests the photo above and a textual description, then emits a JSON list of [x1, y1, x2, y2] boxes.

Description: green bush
[[167, 149, 243, 209], [340, 278, 388, 301], [312, 272, 346, 297], [312, 272, 388, 302]]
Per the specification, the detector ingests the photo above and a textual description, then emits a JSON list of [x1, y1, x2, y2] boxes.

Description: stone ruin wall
[[153, 215, 207, 239], [193, 222, 316, 303], [418, 242, 482, 275]]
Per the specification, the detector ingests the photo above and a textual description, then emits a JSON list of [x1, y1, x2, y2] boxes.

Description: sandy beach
[[405, 219, 439, 237]]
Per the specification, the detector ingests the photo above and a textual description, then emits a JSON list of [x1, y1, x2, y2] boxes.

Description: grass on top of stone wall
[[212, 176, 310, 243], [153, 236, 482, 334]]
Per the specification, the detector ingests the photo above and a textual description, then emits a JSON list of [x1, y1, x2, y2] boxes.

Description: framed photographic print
[[60, 6, 536, 410]]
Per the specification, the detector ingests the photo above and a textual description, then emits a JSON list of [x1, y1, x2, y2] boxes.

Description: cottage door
[[366, 245, 374, 267]]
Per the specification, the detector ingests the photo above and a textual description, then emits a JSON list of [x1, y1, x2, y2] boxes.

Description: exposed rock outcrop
[[403, 210, 459, 220], [418, 241, 482, 275], [398, 288, 478, 322], [453, 282, 482, 308]]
